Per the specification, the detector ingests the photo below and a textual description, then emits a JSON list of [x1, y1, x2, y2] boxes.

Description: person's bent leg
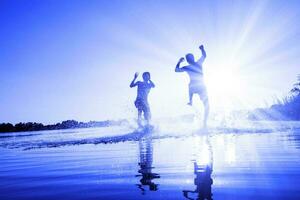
[[188, 87, 194, 106]]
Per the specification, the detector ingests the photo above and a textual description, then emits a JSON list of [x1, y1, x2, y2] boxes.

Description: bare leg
[[202, 98, 209, 128], [137, 109, 142, 127], [187, 90, 193, 106], [144, 106, 151, 125]]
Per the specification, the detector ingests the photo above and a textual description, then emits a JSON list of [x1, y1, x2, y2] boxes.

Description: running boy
[[130, 72, 155, 126]]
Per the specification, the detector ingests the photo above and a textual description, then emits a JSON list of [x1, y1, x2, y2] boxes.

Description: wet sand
[[1, 121, 300, 200]]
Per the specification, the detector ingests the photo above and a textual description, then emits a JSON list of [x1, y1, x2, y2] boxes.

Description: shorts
[[189, 82, 208, 101], [135, 99, 150, 112]]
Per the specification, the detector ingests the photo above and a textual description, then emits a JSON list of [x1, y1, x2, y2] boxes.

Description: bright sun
[[206, 70, 243, 96], [204, 60, 247, 111]]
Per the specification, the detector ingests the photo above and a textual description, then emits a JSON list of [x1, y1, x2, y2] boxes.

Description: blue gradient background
[[1, 0, 300, 124]]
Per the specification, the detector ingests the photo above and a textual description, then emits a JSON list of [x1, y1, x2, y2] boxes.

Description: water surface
[[1, 121, 300, 199]]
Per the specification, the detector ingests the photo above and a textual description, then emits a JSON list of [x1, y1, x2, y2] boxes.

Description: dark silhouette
[[130, 72, 155, 126], [249, 74, 300, 120], [136, 137, 160, 194], [183, 137, 213, 200], [0, 123, 16, 132], [0, 119, 128, 133], [175, 45, 209, 128]]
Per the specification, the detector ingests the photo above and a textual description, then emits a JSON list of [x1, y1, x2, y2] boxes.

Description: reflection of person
[[136, 138, 160, 194], [130, 72, 155, 127], [183, 137, 213, 200], [182, 163, 213, 200], [175, 45, 209, 128]]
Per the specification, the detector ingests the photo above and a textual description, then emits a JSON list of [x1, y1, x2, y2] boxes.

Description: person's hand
[[179, 57, 185, 63], [134, 72, 139, 79], [199, 45, 204, 50]]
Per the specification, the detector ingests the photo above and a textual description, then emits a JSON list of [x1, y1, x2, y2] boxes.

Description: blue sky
[[1, 0, 300, 124]]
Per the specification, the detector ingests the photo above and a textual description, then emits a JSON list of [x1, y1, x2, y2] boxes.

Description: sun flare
[[204, 57, 247, 111]]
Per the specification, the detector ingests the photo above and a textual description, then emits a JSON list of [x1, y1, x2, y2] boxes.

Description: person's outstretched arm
[[197, 45, 206, 64], [130, 72, 139, 87], [149, 79, 155, 88], [175, 57, 185, 72]]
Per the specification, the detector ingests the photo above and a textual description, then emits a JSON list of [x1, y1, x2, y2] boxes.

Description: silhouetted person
[[183, 163, 213, 200], [130, 72, 155, 127], [136, 138, 160, 194], [175, 45, 209, 128]]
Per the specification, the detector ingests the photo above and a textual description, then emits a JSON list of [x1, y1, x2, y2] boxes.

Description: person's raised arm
[[130, 72, 139, 88], [149, 79, 155, 88], [197, 45, 207, 64], [175, 57, 185, 72]]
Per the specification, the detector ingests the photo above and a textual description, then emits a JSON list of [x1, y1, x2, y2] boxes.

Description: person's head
[[142, 72, 151, 81], [186, 53, 195, 64]]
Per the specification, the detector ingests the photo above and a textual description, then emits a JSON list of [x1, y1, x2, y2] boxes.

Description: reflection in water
[[136, 137, 160, 194], [183, 136, 213, 200], [224, 135, 236, 164]]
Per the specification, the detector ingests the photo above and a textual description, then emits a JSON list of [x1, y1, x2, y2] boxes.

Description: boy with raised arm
[[130, 72, 155, 127], [175, 45, 209, 128]]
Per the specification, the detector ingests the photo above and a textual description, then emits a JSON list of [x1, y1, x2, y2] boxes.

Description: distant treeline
[[249, 75, 300, 120], [0, 120, 128, 133]]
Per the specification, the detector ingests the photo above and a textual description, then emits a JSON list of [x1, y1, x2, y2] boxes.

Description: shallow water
[[1, 121, 300, 200]]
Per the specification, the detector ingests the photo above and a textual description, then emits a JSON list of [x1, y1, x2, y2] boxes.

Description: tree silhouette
[[291, 74, 300, 95], [249, 74, 300, 120], [0, 119, 128, 133]]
